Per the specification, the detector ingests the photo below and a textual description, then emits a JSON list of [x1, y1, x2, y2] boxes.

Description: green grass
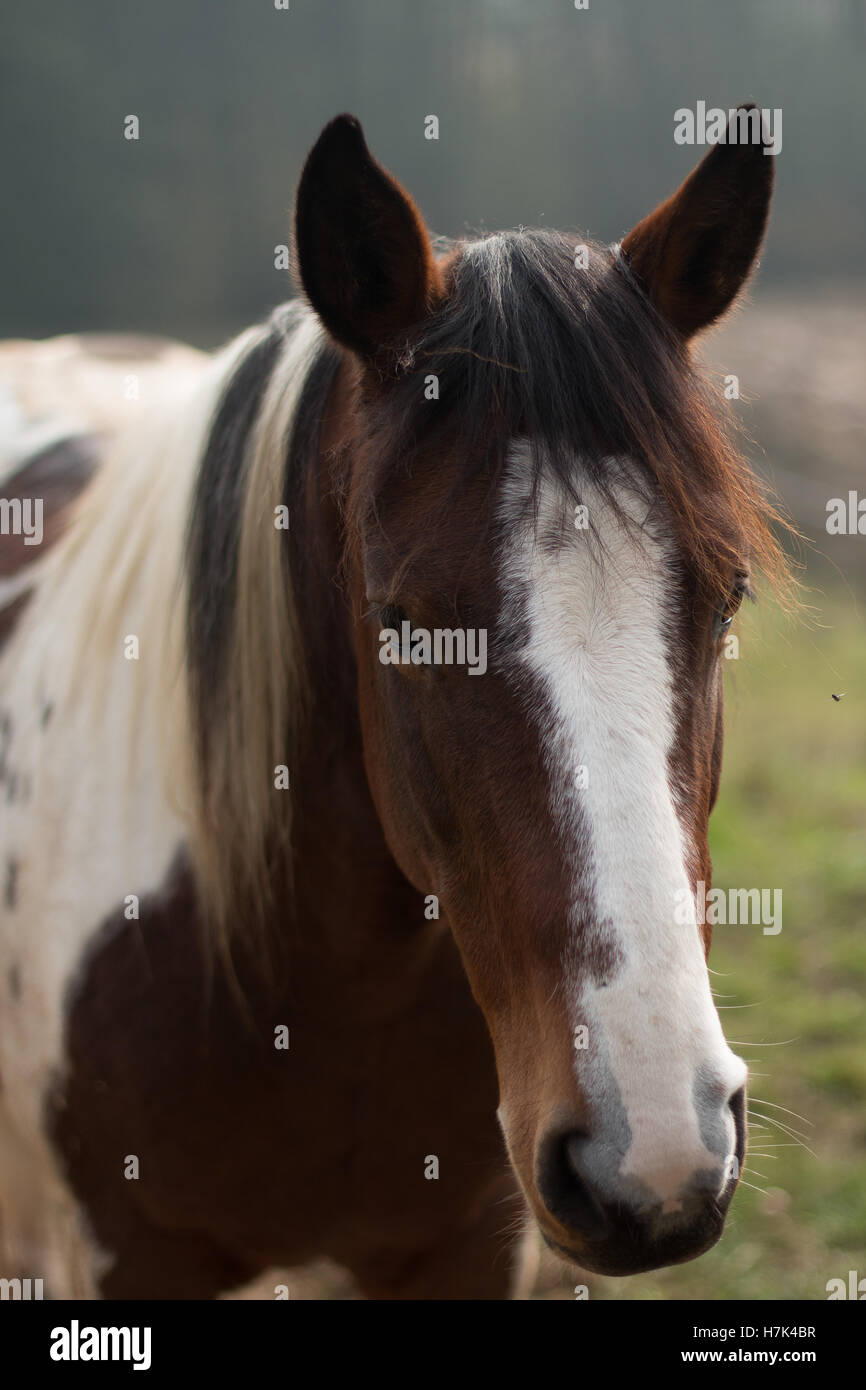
[[584, 588, 866, 1300]]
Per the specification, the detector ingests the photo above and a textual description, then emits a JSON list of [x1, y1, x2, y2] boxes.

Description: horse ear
[[294, 114, 442, 359], [620, 105, 774, 340]]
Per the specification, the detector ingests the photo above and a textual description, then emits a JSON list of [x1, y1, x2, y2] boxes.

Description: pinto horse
[[0, 110, 785, 1299]]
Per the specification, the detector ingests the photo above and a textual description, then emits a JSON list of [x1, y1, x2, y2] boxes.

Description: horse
[[0, 107, 787, 1299]]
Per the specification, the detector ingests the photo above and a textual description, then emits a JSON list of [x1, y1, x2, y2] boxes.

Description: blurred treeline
[[2, 0, 866, 342]]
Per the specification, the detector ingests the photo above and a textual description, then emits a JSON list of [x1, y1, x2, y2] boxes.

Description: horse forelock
[[348, 228, 792, 609]]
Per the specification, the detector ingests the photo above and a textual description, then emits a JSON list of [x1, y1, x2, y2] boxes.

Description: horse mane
[[184, 304, 339, 947], [350, 229, 793, 606], [2, 306, 334, 959]]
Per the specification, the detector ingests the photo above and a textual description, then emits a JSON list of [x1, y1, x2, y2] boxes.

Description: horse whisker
[[748, 1097, 813, 1126]]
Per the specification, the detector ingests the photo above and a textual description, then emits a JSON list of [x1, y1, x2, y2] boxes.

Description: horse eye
[[378, 603, 409, 630], [714, 577, 749, 641]]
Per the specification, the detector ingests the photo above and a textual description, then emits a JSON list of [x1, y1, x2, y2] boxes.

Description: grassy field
[[549, 585, 866, 1301]]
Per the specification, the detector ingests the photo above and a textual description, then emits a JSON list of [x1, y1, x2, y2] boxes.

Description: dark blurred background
[[2, 0, 865, 341], [3, 0, 864, 1301], [4, 0, 864, 579]]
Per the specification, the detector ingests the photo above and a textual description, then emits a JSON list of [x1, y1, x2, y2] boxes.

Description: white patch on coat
[[0, 323, 273, 1292], [499, 442, 746, 1209]]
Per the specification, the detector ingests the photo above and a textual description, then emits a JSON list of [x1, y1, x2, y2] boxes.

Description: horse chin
[[537, 1206, 729, 1278]]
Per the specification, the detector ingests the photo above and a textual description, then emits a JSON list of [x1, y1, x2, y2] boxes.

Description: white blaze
[[499, 443, 745, 1207]]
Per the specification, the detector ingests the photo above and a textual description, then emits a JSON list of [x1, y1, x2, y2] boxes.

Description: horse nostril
[[729, 1082, 747, 1121], [536, 1131, 610, 1240], [728, 1081, 747, 1170]]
